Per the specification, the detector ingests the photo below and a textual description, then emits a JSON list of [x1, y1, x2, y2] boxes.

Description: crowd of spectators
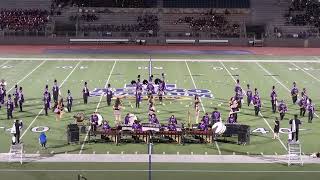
[[70, 14, 98, 22], [80, 15, 158, 33], [286, 0, 320, 28], [51, 0, 156, 8], [175, 15, 241, 37], [0, 9, 49, 31]]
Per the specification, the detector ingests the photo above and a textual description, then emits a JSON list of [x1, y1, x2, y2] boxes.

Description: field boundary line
[[7, 61, 46, 92], [0, 57, 320, 63], [20, 61, 81, 139], [185, 60, 221, 155], [0, 169, 320, 173], [79, 60, 117, 154], [256, 62, 319, 118], [220, 61, 288, 151]]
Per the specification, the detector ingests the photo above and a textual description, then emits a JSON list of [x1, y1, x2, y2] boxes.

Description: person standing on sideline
[[39, 132, 47, 149], [106, 84, 113, 106], [66, 90, 73, 112], [273, 117, 280, 139], [82, 82, 89, 104], [307, 99, 315, 123], [289, 115, 302, 142]]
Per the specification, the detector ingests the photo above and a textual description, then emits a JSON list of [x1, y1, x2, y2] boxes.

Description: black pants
[[91, 124, 97, 136], [14, 98, 18, 108], [254, 106, 260, 116], [308, 111, 314, 123], [67, 104, 72, 112], [19, 101, 23, 112], [136, 99, 140, 108], [159, 95, 163, 102], [300, 108, 306, 117], [44, 104, 49, 116], [53, 94, 58, 103], [7, 109, 13, 119], [292, 130, 299, 141], [280, 112, 285, 120], [41, 142, 46, 147], [247, 98, 251, 106], [107, 97, 111, 106], [271, 100, 276, 113], [83, 95, 88, 104], [15, 132, 20, 144], [292, 96, 298, 104]]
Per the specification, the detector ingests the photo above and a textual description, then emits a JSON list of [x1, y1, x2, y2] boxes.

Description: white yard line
[[79, 60, 117, 154], [20, 61, 81, 139], [0, 57, 320, 63], [0, 169, 320, 173], [290, 62, 320, 82], [220, 61, 288, 151], [7, 61, 46, 92], [257, 62, 319, 118], [185, 60, 221, 155]]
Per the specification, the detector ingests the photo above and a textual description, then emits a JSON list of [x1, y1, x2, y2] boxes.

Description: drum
[[212, 122, 226, 135], [128, 113, 137, 125]]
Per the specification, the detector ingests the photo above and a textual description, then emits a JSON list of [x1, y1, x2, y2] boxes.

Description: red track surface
[[0, 45, 319, 56]]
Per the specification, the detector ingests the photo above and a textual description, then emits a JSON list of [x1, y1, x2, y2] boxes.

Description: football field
[[0, 56, 320, 156]]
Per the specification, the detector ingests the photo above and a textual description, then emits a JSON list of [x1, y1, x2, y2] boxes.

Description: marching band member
[[0, 85, 5, 109], [229, 97, 239, 122], [298, 96, 307, 117], [198, 119, 208, 131], [227, 111, 237, 124], [149, 114, 159, 124], [82, 82, 89, 104], [278, 100, 287, 120], [168, 115, 177, 124], [124, 113, 130, 125], [307, 99, 315, 123], [148, 100, 156, 118], [194, 95, 200, 124], [43, 91, 50, 116], [13, 84, 19, 108], [55, 98, 64, 121], [66, 90, 73, 112], [113, 97, 123, 125], [273, 117, 280, 139], [90, 112, 99, 136], [246, 84, 253, 106], [6, 94, 14, 119], [147, 84, 154, 101], [253, 90, 261, 116], [132, 120, 142, 131], [106, 84, 113, 106], [18, 87, 24, 112], [158, 78, 165, 103], [202, 113, 210, 125], [289, 115, 301, 142], [291, 82, 299, 104], [52, 79, 59, 103], [102, 120, 111, 133], [211, 108, 221, 124], [168, 121, 177, 131], [135, 80, 142, 108], [270, 86, 277, 113]]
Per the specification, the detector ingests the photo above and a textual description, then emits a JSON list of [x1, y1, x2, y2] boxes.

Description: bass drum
[[97, 113, 104, 126], [212, 122, 227, 135], [128, 113, 137, 125]]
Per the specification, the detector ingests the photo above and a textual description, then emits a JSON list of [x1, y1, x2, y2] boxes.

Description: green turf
[[0, 56, 320, 155], [0, 162, 320, 180]]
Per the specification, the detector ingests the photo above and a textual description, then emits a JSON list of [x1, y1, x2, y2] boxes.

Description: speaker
[[67, 124, 79, 143]]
